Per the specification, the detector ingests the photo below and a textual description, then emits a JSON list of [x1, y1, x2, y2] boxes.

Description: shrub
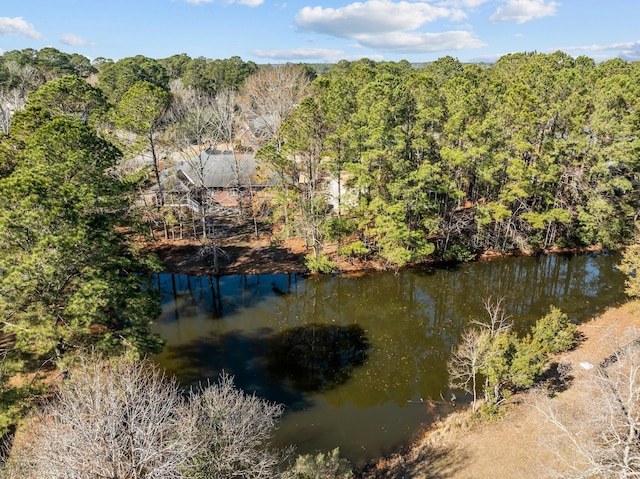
[[440, 243, 476, 263], [304, 254, 337, 274], [618, 245, 640, 298], [510, 334, 547, 388], [338, 240, 370, 259], [186, 373, 289, 479], [4, 354, 290, 479], [532, 306, 577, 354], [292, 448, 353, 479]]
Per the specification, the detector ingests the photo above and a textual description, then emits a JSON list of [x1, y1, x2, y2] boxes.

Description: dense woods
[[0, 46, 639, 477], [284, 54, 640, 268], [2, 48, 639, 271]]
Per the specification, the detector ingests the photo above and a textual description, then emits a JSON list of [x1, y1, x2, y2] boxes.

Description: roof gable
[[175, 151, 257, 189]]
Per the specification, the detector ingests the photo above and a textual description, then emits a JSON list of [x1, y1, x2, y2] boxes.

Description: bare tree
[[0, 88, 26, 135], [238, 64, 311, 150], [167, 85, 246, 270], [472, 296, 513, 337], [448, 328, 488, 411], [169, 85, 226, 190], [186, 372, 292, 479], [5, 61, 44, 96], [448, 297, 514, 408], [5, 355, 291, 479], [535, 342, 640, 478], [6, 355, 194, 478]]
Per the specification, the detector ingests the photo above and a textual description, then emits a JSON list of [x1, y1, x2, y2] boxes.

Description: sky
[[1, 0, 640, 64]]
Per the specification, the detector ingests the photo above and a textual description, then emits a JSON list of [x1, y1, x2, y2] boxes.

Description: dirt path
[[369, 300, 640, 479]]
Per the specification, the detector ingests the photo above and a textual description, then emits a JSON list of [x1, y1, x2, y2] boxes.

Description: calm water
[[152, 252, 627, 464]]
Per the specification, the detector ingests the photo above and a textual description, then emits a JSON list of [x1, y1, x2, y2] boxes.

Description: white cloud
[[60, 33, 93, 46], [561, 41, 638, 53], [296, 1, 455, 37], [252, 47, 345, 61], [293, 1, 485, 55], [449, 8, 469, 22], [439, 0, 491, 6], [490, 0, 559, 24], [559, 41, 640, 61], [0, 16, 42, 39], [355, 30, 487, 52]]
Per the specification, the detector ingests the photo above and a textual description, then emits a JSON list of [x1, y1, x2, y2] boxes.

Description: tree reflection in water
[[268, 324, 369, 392]]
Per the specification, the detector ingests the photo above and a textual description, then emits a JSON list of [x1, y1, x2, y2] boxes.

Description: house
[[152, 149, 269, 213]]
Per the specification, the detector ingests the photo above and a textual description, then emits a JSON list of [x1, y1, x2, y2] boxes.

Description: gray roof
[[162, 150, 261, 190]]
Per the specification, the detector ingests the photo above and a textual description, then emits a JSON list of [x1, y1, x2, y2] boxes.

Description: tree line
[[268, 53, 639, 270], [3, 48, 637, 272]]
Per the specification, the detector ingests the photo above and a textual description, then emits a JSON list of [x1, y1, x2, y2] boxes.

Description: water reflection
[[268, 324, 369, 392], [152, 252, 627, 464]]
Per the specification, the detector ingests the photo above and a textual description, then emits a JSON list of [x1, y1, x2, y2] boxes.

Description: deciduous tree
[[3, 356, 291, 479], [536, 342, 640, 478], [239, 64, 311, 149]]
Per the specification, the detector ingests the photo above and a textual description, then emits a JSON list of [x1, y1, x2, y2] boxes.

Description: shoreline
[[146, 234, 636, 477], [146, 234, 612, 278], [357, 299, 640, 478]]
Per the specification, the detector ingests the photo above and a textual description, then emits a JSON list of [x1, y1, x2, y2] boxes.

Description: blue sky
[[1, 0, 639, 64]]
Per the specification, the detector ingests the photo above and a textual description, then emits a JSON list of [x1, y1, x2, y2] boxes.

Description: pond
[[151, 251, 627, 465]]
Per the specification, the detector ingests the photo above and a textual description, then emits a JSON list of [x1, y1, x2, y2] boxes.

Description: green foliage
[[532, 306, 577, 354], [26, 75, 109, 125], [324, 216, 356, 243], [0, 386, 35, 438], [265, 52, 639, 263], [440, 243, 477, 263], [35, 47, 95, 79], [292, 448, 354, 479], [618, 245, 640, 298], [421, 55, 464, 87], [339, 240, 370, 259], [480, 331, 517, 400], [181, 55, 258, 95], [510, 335, 546, 388], [521, 209, 572, 231], [576, 197, 622, 247], [0, 353, 38, 437], [0, 48, 94, 89], [98, 55, 169, 104], [0, 101, 164, 438], [304, 254, 337, 274], [115, 80, 170, 134], [454, 302, 577, 406], [476, 202, 512, 228], [158, 53, 192, 79], [479, 400, 503, 419]]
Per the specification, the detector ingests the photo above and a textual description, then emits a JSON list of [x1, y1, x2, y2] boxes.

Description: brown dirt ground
[[147, 235, 386, 276], [365, 300, 640, 479]]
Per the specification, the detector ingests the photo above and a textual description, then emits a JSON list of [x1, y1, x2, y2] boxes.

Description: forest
[[1, 48, 638, 272], [0, 47, 639, 477]]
